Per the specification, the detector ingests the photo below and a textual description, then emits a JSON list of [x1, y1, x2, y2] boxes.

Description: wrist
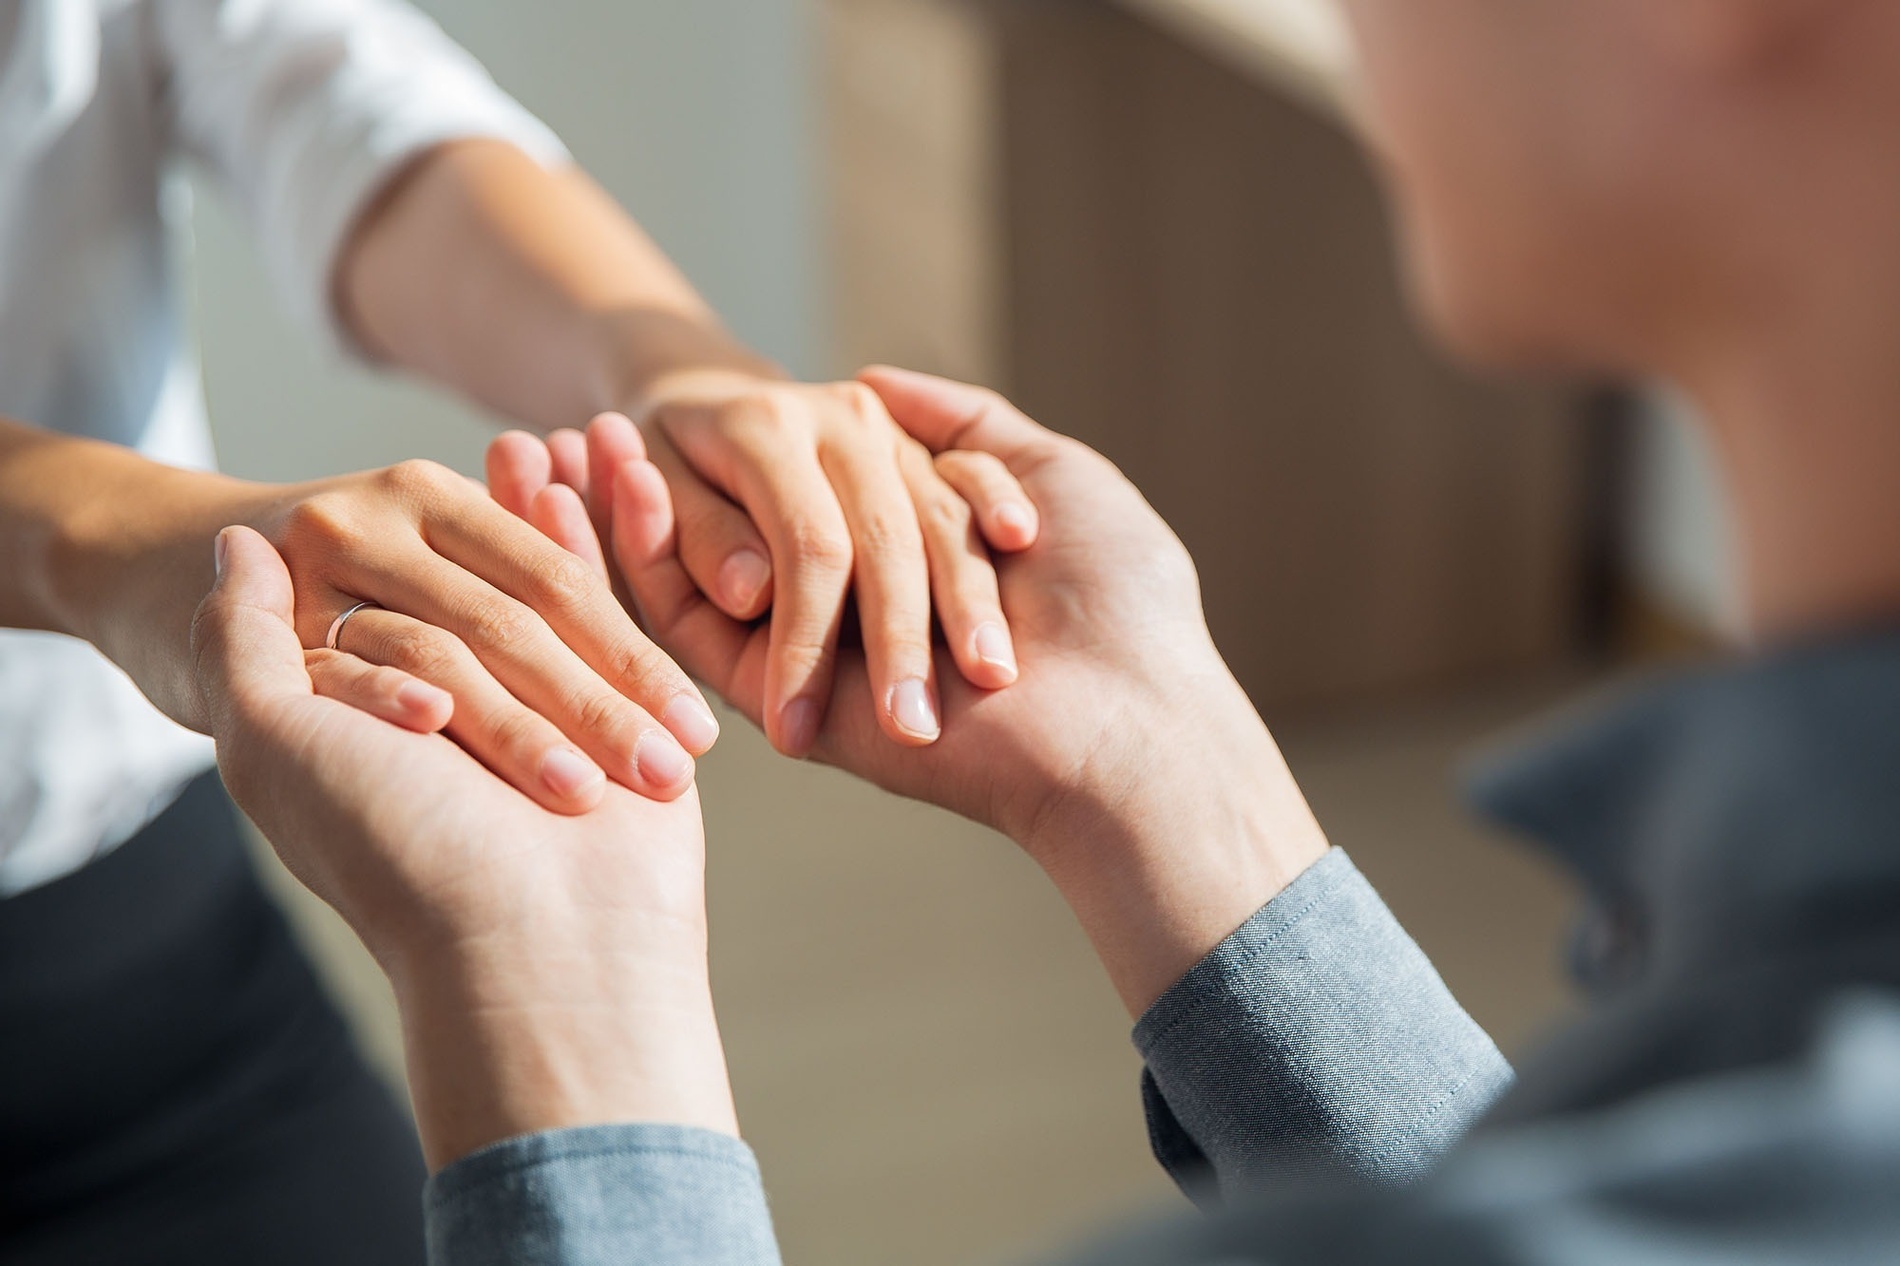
[[1017, 663, 1330, 1017], [598, 309, 782, 419], [384, 924, 739, 1170], [48, 451, 273, 721]]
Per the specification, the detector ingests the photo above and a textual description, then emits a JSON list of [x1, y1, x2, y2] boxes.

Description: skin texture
[[1341, 0, 1900, 640], [498, 370, 1331, 1016], [8, 422, 709, 813], [192, 525, 735, 1171], [197, 0, 1900, 1179], [340, 139, 1023, 754], [2, 135, 1023, 823]]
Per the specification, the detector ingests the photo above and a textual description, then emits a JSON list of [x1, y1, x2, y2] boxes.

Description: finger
[[191, 526, 312, 727], [305, 648, 454, 733], [935, 448, 1040, 553], [376, 548, 707, 796], [547, 427, 590, 491], [486, 431, 553, 519], [327, 607, 612, 811], [611, 458, 767, 724], [529, 482, 608, 580], [380, 490, 719, 765], [718, 437, 854, 757], [580, 411, 646, 551], [643, 431, 775, 621], [857, 366, 1056, 466], [818, 409, 939, 745], [899, 442, 1018, 691]]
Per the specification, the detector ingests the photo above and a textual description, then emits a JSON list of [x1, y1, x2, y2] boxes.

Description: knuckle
[[605, 634, 675, 692], [384, 624, 463, 678], [466, 600, 539, 653], [785, 519, 853, 574], [725, 392, 803, 443], [280, 493, 363, 552], [849, 511, 920, 560], [531, 550, 600, 613], [828, 380, 884, 419], [917, 485, 974, 538], [383, 458, 459, 503], [486, 704, 553, 760], [570, 686, 636, 744]]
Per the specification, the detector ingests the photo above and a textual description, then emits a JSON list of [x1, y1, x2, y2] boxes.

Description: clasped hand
[[192, 369, 1327, 1169]]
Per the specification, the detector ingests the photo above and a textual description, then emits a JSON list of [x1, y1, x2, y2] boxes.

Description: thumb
[[190, 525, 313, 737], [856, 366, 1054, 468]]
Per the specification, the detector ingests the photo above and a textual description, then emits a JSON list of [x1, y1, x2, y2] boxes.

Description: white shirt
[[0, 0, 566, 896]]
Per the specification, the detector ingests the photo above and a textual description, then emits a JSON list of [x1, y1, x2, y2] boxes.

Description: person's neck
[[1679, 275, 1900, 645]]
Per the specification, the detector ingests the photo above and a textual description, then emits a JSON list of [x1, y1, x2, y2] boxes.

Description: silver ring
[[324, 600, 381, 652]]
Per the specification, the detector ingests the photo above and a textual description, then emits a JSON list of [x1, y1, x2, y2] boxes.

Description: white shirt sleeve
[[152, 0, 571, 351]]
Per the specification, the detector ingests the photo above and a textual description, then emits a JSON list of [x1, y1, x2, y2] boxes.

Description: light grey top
[[426, 632, 1900, 1263]]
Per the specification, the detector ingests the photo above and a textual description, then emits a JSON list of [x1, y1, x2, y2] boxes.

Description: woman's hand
[[505, 369, 1333, 1015], [487, 369, 1039, 757], [191, 526, 734, 1169], [54, 447, 717, 812]]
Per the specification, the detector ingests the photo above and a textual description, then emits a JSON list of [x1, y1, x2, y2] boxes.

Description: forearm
[[338, 139, 779, 433]]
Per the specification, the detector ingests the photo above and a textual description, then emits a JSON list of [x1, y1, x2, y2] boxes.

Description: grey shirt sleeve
[[1133, 848, 1514, 1203], [424, 1123, 781, 1266]]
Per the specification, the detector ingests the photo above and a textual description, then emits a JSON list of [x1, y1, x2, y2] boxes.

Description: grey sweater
[[424, 634, 1900, 1264]]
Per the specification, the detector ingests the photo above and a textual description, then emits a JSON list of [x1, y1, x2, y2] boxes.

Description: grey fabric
[[424, 1123, 779, 1266], [423, 632, 1900, 1265], [1134, 848, 1513, 1201]]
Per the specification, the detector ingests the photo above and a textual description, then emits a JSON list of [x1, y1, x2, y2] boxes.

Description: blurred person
[[190, 0, 1900, 1260], [0, 1, 1021, 1261]]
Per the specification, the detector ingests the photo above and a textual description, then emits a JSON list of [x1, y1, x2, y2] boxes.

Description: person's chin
[[1409, 267, 1607, 381]]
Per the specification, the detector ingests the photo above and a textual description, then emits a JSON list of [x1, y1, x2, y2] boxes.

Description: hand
[[515, 368, 1332, 1013], [190, 526, 736, 1169], [63, 454, 719, 812], [486, 369, 1039, 757]]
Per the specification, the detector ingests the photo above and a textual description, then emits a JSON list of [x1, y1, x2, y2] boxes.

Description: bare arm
[[339, 140, 773, 434], [339, 139, 1036, 757]]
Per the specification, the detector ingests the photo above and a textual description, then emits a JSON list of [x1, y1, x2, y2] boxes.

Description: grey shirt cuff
[[1134, 848, 1514, 1203], [424, 1123, 781, 1266]]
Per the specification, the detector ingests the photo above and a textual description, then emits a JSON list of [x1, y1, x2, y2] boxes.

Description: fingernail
[[213, 529, 229, 577], [994, 502, 1035, 539], [635, 732, 695, 789], [663, 693, 721, 753], [779, 697, 822, 755], [719, 549, 771, 611], [889, 677, 940, 741], [973, 622, 1018, 682], [541, 746, 606, 799], [396, 680, 452, 716]]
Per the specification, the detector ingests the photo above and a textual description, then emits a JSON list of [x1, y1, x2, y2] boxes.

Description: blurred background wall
[[186, 2, 1730, 1263]]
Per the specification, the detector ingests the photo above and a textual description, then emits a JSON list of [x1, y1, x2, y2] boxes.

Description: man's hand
[[48, 440, 718, 812], [488, 370, 1039, 758], [506, 368, 1332, 1014], [191, 526, 736, 1169]]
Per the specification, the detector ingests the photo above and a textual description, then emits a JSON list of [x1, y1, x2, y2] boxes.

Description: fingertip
[[990, 501, 1039, 551], [541, 745, 608, 809], [486, 430, 553, 517], [775, 696, 823, 758], [715, 547, 773, 618], [547, 427, 590, 489], [634, 732, 697, 797], [887, 676, 941, 745], [970, 621, 1019, 687], [395, 678, 454, 732], [662, 693, 722, 756]]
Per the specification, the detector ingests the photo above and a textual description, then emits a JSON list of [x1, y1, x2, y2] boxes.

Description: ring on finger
[[325, 600, 383, 652]]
